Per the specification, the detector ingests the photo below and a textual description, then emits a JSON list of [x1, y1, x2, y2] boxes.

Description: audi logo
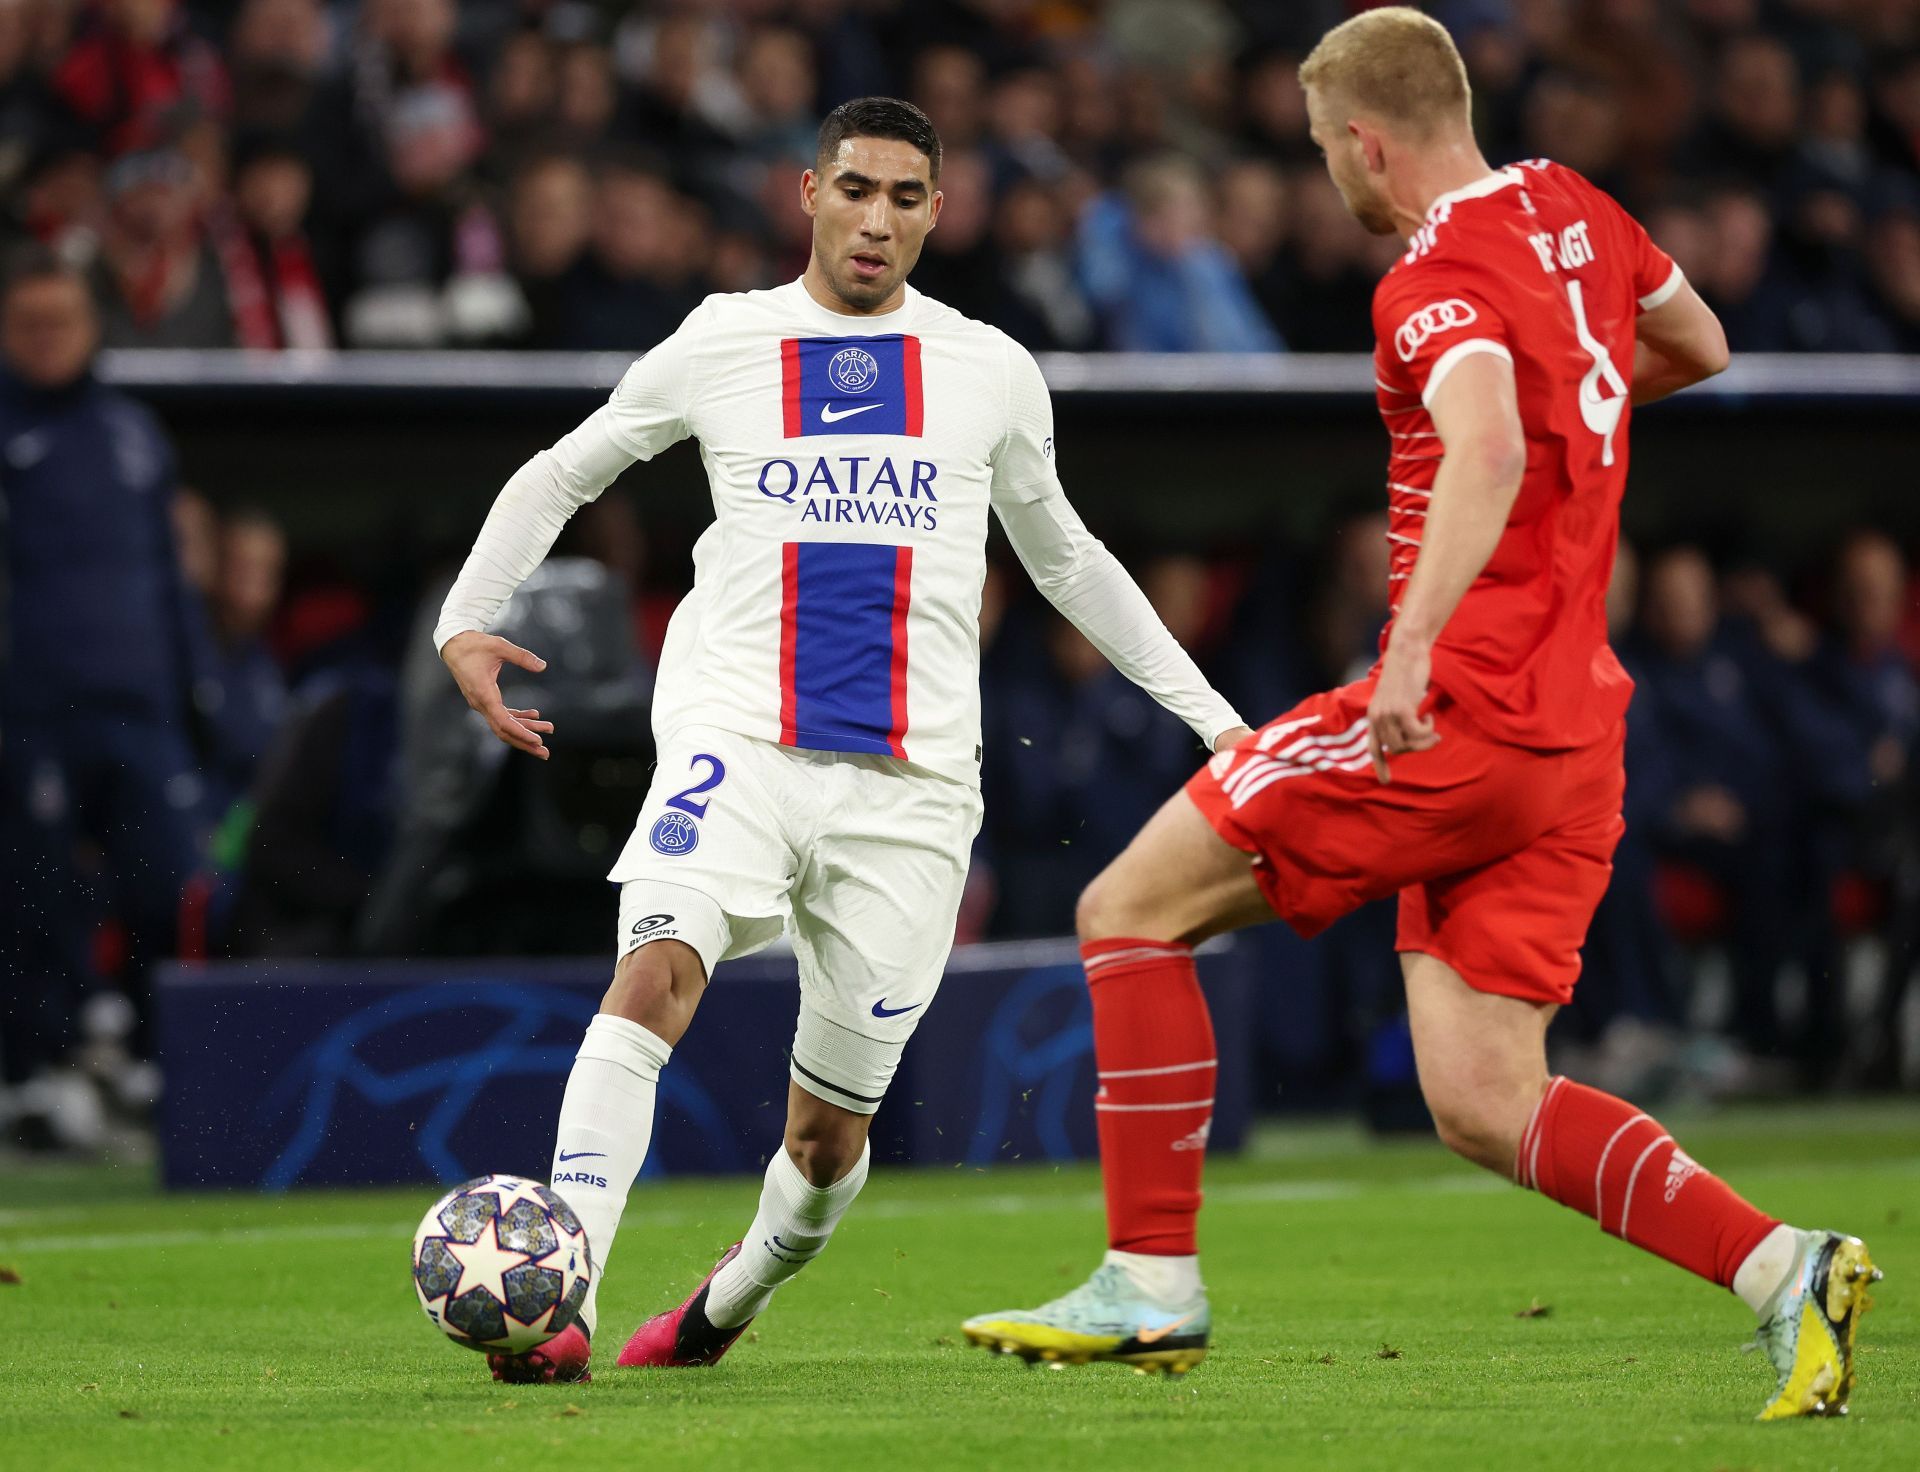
[[1394, 298, 1478, 362]]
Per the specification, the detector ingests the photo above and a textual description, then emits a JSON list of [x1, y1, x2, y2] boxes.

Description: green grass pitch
[[3, 1102, 1914, 1472]]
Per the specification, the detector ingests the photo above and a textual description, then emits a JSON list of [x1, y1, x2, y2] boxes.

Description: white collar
[[786, 277, 918, 331], [1424, 167, 1524, 222]]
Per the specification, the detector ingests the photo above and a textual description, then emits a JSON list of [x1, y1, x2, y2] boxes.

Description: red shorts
[[1187, 679, 1625, 1006]]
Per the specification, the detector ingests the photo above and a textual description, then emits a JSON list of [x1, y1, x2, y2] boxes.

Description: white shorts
[[608, 724, 983, 1114]]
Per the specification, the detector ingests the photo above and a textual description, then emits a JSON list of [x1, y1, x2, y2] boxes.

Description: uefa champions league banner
[[153, 939, 1254, 1190]]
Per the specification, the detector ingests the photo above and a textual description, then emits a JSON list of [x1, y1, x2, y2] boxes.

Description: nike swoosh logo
[[871, 998, 921, 1018], [556, 1151, 606, 1163], [820, 401, 884, 423], [1134, 1313, 1198, 1345]]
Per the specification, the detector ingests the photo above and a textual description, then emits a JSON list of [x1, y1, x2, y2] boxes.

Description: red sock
[[1083, 937, 1216, 1256], [1519, 1076, 1778, 1288]]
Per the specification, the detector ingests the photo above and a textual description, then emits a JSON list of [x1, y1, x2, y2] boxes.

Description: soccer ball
[[411, 1175, 593, 1354]]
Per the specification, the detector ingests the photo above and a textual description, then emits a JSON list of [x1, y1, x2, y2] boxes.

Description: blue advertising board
[[154, 938, 1254, 1189]]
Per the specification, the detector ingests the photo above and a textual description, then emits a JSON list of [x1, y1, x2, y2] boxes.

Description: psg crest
[[650, 811, 700, 855], [827, 347, 881, 394]]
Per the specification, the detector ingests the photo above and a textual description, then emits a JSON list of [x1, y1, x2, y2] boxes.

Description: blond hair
[[1298, 7, 1471, 137]]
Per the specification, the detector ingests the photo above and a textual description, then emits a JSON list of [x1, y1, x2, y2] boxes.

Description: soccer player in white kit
[[436, 98, 1251, 1383]]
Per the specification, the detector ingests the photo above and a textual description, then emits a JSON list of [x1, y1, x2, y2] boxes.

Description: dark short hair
[[816, 96, 942, 181], [2, 242, 84, 302]]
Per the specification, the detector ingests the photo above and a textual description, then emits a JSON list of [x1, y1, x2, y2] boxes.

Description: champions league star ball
[[411, 1175, 593, 1354]]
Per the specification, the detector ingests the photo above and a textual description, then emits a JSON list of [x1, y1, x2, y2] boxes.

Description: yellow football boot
[[962, 1262, 1209, 1375], [1753, 1230, 1881, 1420]]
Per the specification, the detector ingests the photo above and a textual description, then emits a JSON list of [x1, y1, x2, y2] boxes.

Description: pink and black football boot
[[617, 1243, 752, 1368], [488, 1321, 592, 1384]]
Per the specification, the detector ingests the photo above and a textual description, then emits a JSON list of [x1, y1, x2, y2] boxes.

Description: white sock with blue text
[[549, 1013, 673, 1339], [704, 1141, 871, 1329]]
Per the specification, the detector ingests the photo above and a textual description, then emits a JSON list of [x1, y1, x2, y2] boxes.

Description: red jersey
[[1370, 160, 1681, 751]]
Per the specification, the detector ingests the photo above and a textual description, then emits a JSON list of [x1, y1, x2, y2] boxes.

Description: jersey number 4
[[1565, 278, 1628, 468]]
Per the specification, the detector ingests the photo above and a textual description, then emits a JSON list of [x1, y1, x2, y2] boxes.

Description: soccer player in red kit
[[964, 8, 1879, 1420]]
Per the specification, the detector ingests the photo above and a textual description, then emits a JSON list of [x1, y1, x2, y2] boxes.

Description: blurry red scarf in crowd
[[207, 206, 332, 350]]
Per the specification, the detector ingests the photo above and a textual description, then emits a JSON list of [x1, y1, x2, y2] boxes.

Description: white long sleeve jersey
[[436, 279, 1243, 786]]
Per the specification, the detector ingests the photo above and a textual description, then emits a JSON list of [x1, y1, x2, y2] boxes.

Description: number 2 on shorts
[[665, 754, 726, 818]]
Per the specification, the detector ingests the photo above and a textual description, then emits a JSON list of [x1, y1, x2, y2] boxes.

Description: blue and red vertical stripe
[[780, 335, 924, 438], [778, 542, 913, 759]]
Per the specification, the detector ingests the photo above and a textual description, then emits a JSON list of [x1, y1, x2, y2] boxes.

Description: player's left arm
[[1367, 352, 1526, 782], [990, 342, 1250, 753]]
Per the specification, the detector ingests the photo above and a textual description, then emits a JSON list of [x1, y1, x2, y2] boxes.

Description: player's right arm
[[1368, 351, 1527, 780], [1631, 278, 1729, 405], [437, 315, 701, 757]]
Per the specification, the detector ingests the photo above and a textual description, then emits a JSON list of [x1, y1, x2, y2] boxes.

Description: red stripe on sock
[[1526, 1077, 1778, 1288], [1082, 937, 1214, 1256]]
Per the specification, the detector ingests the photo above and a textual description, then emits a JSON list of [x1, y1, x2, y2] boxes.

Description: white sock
[[1106, 1249, 1204, 1306], [549, 1013, 673, 1338], [704, 1140, 871, 1329], [1732, 1223, 1802, 1315]]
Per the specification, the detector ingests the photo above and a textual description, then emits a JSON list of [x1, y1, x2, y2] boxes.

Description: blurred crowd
[[3, 0, 1920, 353], [5, 246, 1920, 1153]]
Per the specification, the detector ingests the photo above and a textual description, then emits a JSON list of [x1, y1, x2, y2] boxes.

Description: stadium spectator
[[0, 246, 210, 1114], [484, 30, 558, 174], [1694, 183, 1798, 350], [989, 173, 1098, 351], [505, 152, 593, 347], [728, 26, 819, 166], [1867, 199, 1920, 347], [1076, 152, 1281, 351], [1825, 532, 1920, 770], [227, 0, 329, 135], [553, 42, 620, 154], [340, 78, 522, 347], [11, 0, 1920, 353], [203, 508, 290, 812], [549, 156, 697, 351], [1683, 33, 1802, 190], [213, 132, 331, 350], [982, 552, 1225, 938], [52, 0, 229, 157], [1216, 157, 1293, 337], [1625, 546, 1795, 1063], [0, 0, 1914, 353], [170, 484, 219, 598], [1267, 165, 1382, 351], [90, 143, 235, 347], [907, 148, 998, 323], [1571, 541, 1689, 1085]]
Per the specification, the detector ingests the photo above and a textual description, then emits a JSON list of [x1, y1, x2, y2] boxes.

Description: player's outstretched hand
[[1366, 640, 1439, 784], [441, 631, 556, 760], [1212, 724, 1255, 754]]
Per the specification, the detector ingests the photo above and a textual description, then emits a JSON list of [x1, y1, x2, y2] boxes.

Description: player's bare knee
[[602, 940, 706, 1044], [1075, 867, 1140, 944], [784, 1114, 868, 1187], [1424, 1087, 1525, 1175]]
